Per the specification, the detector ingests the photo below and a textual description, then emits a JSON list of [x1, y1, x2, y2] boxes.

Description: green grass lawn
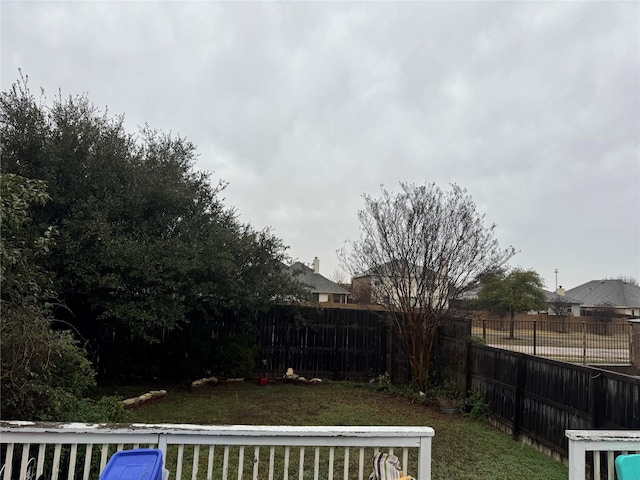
[[111, 380, 568, 480]]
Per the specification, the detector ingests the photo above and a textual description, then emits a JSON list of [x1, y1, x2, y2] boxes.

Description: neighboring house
[[286, 257, 349, 304], [453, 285, 582, 317], [566, 279, 640, 317], [350, 260, 446, 307], [540, 287, 582, 317]]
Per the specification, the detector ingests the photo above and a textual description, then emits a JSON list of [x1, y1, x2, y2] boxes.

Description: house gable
[[566, 279, 640, 317], [286, 261, 349, 304], [566, 280, 640, 308]]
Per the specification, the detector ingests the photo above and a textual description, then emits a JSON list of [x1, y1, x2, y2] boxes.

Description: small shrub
[[1, 325, 97, 420], [368, 373, 429, 405], [461, 391, 490, 421], [429, 381, 462, 406], [465, 335, 486, 346], [215, 335, 258, 379], [369, 372, 393, 392], [75, 396, 129, 423]]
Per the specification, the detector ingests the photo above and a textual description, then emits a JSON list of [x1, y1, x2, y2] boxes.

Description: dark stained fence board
[[598, 371, 640, 429]]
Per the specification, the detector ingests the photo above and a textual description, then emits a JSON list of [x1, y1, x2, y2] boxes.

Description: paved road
[[487, 343, 630, 363]]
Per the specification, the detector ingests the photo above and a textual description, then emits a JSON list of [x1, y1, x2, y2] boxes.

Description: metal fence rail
[[472, 319, 631, 364]]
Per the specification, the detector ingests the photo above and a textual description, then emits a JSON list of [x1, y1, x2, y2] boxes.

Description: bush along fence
[[438, 318, 640, 461]]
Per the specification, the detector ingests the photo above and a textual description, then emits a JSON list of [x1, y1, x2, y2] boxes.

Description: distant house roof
[[542, 290, 582, 305], [456, 287, 582, 304], [566, 280, 640, 308], [456, 285, 481, 301], [286, 262, 350, 295], [353, 260, 425, 279]]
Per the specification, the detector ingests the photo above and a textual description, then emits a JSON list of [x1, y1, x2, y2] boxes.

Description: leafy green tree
[[0, 173, 97, 420], [339, 182, 515, 391], [477, 268, 546, 339], [1, 74, 306, 355]]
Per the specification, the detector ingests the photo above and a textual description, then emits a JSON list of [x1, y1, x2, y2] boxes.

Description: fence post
[[629, 319, 640, 370], [482, 319, 486, 342], [512, 353, 526, 440], [386, 321, 394, 381], [582, 322, 587, 364], [533, 320, 537, 356], [465, 340, 472, 394], [590, 372, 602, 428]]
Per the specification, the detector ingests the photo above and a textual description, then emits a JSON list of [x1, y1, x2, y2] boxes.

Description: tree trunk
[[509, 311, 515, 339]]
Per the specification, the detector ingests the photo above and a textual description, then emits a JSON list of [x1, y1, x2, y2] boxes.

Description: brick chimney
[[556, 286, 565, 296], [313, 257, 320, 274]]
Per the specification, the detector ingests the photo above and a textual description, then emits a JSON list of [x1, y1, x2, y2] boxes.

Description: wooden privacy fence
[[93, 305, 404, 382], [439, 319, 640, 459]]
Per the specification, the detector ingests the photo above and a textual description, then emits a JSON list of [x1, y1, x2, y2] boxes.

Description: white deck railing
[[0, 422, 434, 480], [566, 430, 640, 480]]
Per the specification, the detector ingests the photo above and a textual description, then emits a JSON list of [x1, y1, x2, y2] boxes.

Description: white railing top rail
[[1, 421, 434, 438], [1, 421, 435, 480], [566, 429, 640, 480]]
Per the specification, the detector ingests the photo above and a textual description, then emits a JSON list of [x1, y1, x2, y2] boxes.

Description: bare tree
[[548, 296, 572, 333], [592, 302, 617, 335], [330, 268, 348, 286], [338, 182, 515, 390], [350, 276, 374, 304]]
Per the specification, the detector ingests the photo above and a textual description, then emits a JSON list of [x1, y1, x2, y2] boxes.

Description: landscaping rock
[[121, 389, 167, 410]]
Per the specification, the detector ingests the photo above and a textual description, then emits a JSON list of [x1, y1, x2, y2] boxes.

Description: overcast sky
[[2, 1, 638, 290]]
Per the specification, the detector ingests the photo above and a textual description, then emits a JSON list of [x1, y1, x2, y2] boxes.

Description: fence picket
[[82, 445, 92, 480], [192, 444, 200, 480], [207, 445, 215, 480], [176, 444, 185, 480], [237, 445, 244, 480], [67, 444, 77, 480], [51, 444, 61, 480], [298, 447, 305, 480]]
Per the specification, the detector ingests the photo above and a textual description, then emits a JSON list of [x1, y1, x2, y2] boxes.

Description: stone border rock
[[189, 376, 247, 392], [189, 376, 219, 392], [279, 376, 323, 385], [121, 390, 167, 410]]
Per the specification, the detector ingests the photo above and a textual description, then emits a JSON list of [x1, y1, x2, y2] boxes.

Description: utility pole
[[554, 269, 558, 291]]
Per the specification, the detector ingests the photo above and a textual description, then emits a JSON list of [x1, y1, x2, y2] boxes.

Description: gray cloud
[[2, 1, 638, 289]]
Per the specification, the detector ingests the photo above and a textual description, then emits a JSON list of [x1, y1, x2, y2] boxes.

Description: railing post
[[418, 436, 432, 480], [567, 434, 587, 480], [157, 433, 168, 460]]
